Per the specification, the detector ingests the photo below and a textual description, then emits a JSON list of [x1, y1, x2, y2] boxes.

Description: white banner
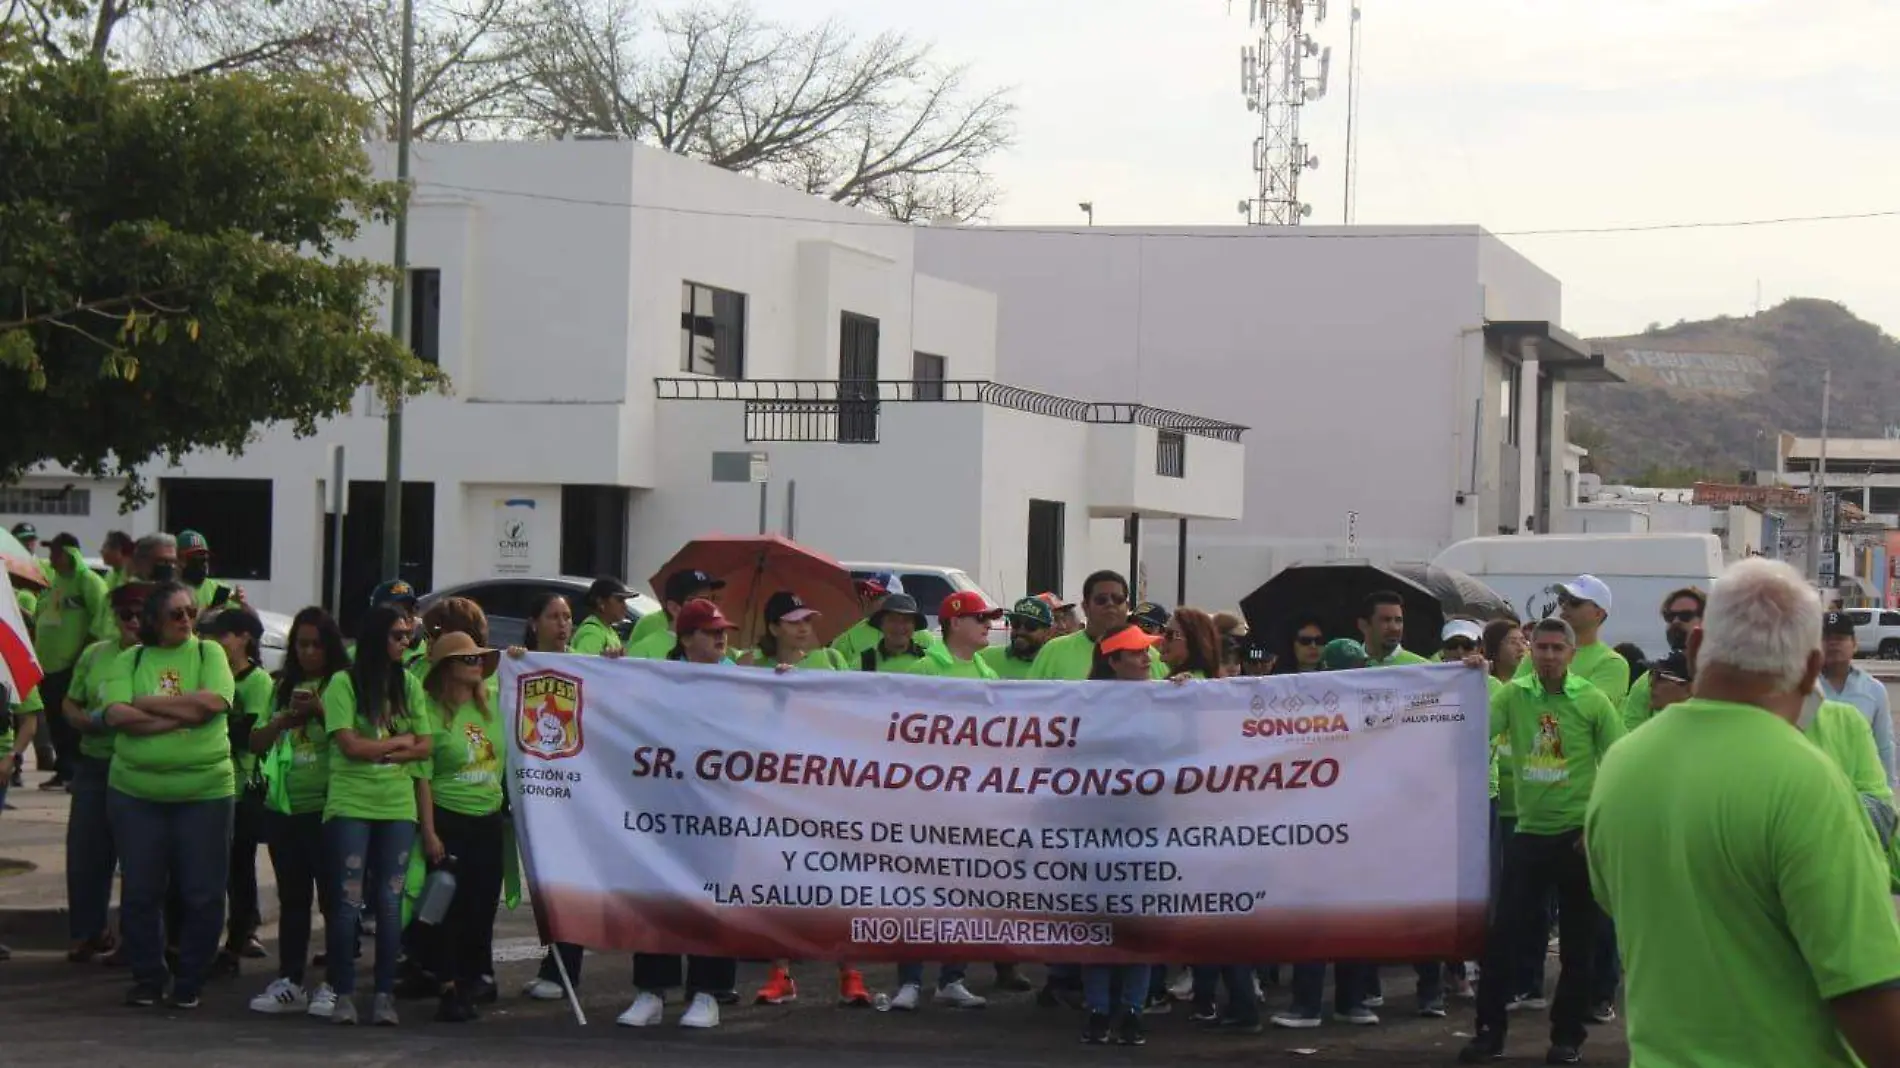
[[501, 656, 1490, 963]]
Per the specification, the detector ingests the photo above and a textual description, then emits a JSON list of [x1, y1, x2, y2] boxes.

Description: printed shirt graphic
[[257, 679, 331, 816], [104, 639, 238, 803], [321, 670, 428, 822], [1490, 672, 1625, 834], [426, 694, 506, 816], [1586, 698, 1900, 1068]]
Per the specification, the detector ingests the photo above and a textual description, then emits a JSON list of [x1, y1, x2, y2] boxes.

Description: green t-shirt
[[229, 666, 273, 783], [570, 615, 624, 656], [1489, 672, 1625, 835], [1486, 674, 1504, 801], [33, 550, 111, 673], [1622, 671, 1658, 731], [189, 577, 231, 611], [744, 647, 848, 671], [69, 638, 130, 761], [1028, 630, 1169, 681], [855, 642, 932, 674], [626, 628, 673, 660], [1514, 639, 1631, 704], [911, 646, 999, 680], [831, 619, 941, 663], [1586, 698, 1900, 1068], [978, 645, 1038, 680], [259, 680, 332, 816], [104, 639, 238, 802], [423, 693, 506, 817], [1366, 646, 1430, 667], [627, 611, 670, 651], [1805, 699, 1894, 804], [322, 670, 428, 822], [400, 636, 431, 680]]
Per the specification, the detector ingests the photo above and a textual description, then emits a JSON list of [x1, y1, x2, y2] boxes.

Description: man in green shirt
[[979, 597, 1056, 679], [1357, 590, 1429, 667], [32, 534, 111, 789], [12, 522, 54, 583], [1585, 557, 1900, 1068], [832, 575, 941, 662], [852, 594, 932, 673], [1461, 617, 1624, 1066], [627, 568, 726, 658], [913, 592, 1001, 679], [1514, 575, 1631, 705], [177, 529, 238, 612], [1622, 586, 1705, 731], [1029, 571, 1166, 680]]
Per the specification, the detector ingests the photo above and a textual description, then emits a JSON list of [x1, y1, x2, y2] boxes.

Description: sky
[[754, 0, 1900, 339]]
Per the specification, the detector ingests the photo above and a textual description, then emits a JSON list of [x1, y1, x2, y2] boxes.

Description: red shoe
[[756, 966, 798, 1005], [838, 969, 873, 1006]]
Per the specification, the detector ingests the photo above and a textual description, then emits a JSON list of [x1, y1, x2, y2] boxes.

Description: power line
[[415, 179, 1900, 241]]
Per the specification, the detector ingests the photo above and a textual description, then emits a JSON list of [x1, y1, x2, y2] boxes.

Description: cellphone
[[211, 586, 233, 607]]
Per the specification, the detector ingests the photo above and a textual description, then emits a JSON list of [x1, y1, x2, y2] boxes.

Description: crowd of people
[[7, 522, 1900, 1064]]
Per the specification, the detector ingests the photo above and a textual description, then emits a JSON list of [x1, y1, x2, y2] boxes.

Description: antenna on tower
[[1235, 0, 1333, 226]]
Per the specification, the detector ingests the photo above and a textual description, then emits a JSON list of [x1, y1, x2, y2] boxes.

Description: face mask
[[150, 562, 177, 583], [182, 561, 209, 585]]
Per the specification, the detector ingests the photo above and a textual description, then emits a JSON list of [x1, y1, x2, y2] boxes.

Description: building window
[[680, 281, 747, 379], [1157, 430, 1186, 478], [838, 311, 880, 444], [1026, 500, 1066, 597], [913, 352, 946, 401], [160, 478, 274, 580], [0, 487, 91, 516], [1500, 362, 1519, 445], [408, 268, 442, 365]]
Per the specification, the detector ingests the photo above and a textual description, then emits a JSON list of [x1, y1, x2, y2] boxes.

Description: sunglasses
[[116, 608, 141, 622], [1090, 593, 1128, 607], [1556, 595, 1584, 609], [448, 653, 486, 667], [1663, 611, 1701, 624], [1011, 620, 1049, 632], [165, 607, 193, 623], [1295, 635, 1325, 647]]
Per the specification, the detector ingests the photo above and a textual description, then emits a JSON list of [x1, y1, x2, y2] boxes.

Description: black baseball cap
[[764, 591, 820, 625], [586, 576, 635, 603], [201, 608, 264, 639], [663, 568, 726, 603], [1823, 611, 1858, 638]]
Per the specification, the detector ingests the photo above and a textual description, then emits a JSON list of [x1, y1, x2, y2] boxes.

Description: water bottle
[[416, 855, 458, 925], [873, 992, 892, 1012]]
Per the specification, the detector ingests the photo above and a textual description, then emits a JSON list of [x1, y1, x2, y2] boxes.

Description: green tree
[[0, 48, 436, 503]]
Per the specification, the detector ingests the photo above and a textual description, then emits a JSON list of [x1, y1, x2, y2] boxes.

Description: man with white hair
[[1585, 558, 1900, 1068]]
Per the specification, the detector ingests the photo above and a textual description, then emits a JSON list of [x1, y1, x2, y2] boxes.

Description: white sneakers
[[249, 978, 308, 1014], [617, 991, 721, 1029], [890, 983, 922, 1011], [306, 984, 337, 1018], [933, 981, 988, 1009], [1168, 971, 1195, 1001], [522, 978, 566, 1001]]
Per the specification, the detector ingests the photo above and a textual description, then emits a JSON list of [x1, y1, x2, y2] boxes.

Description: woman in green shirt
[[569, 577, 631, 656], [99, 581, 237, 1010], [413, 631, 505, 1023], [203, 609, 273, 975], [247, 606, 350, 1018], [321, 605, 432, 1026], [743, 591, 849, 671]]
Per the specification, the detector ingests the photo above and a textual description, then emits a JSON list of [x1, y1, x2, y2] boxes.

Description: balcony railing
[[655, 378, 1247, 446], [1157, 430, 1186, 478]]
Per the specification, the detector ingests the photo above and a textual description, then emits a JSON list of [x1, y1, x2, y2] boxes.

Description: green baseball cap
[[1007, 596, 1055, 628], [177, 529, 210, 556], [9, 522, 37, 542], [1320, 638, 1369, 671]]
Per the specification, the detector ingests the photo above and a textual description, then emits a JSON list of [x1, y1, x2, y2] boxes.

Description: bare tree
[[514, 0, 1014, 221], [335, 0, 532, 140], [3, 0, 346, 72]]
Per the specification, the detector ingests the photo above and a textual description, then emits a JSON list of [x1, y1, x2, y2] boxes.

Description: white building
[[912, 223, 1616, 603], [3, 141, 1244, 622]]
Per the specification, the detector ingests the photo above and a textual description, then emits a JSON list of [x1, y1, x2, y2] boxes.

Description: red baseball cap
[[1099, 627, 1161, 656], [1036, 591, 1076, 611], [939, 591, 1004, 621], [855, 577, 890, 597], [674, 598, 738, 634]]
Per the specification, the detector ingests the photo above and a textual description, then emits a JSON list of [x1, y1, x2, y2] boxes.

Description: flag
[[0, 588, 42, 705]]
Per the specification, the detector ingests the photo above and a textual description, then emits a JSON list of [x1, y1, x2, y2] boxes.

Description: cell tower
[[1236, 0, 1331, 226]]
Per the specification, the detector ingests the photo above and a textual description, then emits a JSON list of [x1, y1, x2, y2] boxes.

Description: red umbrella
[[648, 535, 860, 649]]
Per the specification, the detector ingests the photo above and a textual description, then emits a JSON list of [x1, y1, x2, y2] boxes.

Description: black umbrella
[[1389, 562, 1516, 623], [1240, 563, 1445, 658]]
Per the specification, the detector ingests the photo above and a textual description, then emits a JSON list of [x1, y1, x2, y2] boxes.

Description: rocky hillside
[[1569, 299, 1900, 482]]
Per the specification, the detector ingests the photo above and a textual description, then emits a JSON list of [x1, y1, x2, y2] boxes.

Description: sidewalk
[[0, 779, 279, 950]]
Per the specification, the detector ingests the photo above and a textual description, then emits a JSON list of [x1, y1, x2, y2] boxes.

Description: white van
[[1431, 534, 1725, 658]]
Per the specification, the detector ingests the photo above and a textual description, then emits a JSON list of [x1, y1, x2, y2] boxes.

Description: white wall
[[977, 407, 1092, 601], [917, 225, 1573, 605]]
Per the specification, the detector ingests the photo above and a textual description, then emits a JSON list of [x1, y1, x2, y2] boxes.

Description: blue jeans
[[324, 817, 416, 997], [1082, 963, 1153, 1015], [897, 962, 967, 988], [1192, 964, 1260, 1023], [65, 756, 117, 943], [108, 789, 233, 996]]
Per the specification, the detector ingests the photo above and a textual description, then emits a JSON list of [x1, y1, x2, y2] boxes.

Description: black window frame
[[913, 351, 947, 401], [158, 477, 274, 581], [408, 267, 442, 366], [1156, 430, 1186, 478], [680, 280, 748, 380]]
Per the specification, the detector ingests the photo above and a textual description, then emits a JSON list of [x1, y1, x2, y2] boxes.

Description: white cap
[[1440, 618, 1484, 644], [1557, 574, 1613, 615]]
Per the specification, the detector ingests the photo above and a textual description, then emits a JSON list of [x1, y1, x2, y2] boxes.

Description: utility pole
[[380, 0, 417, 579], [1809, 367, 1831, 583]]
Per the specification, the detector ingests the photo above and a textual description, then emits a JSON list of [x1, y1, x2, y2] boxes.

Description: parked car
[[1836, 608, 1900, 660], [419, 576, 662, 650], [85, 556, 289, 673], [842, 562, 1006, 643]]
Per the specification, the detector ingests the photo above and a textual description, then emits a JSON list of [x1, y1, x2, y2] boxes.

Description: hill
[[1569, 299, 1900, 482]]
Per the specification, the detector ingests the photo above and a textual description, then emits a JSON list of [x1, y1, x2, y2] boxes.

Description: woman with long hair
[[247, 607, 350, 1017], [1161, 607, 1223, 680], [413, 632, 506, 1023], [98, 581, 238, 1010], [1274, 615, 1328, 675], [321, 605, 432, 1026], [621, 599, 742, 1030]]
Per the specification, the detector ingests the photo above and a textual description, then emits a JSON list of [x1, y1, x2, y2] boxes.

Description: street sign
[[711, 450, 769, 483]]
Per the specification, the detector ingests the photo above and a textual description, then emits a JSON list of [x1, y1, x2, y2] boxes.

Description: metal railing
[[654, 378, 1247, 445], [1156, 430, 1186, 478]]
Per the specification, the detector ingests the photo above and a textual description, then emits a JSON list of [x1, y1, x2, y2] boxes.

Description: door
[[560, 485, 629, 579], [321, 480, 435, 636], [838, 312, 880, 444], [1026, 499, 1066, 597]]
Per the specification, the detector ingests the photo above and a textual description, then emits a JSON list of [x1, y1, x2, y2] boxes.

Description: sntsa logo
[[517, 670, 584, 760]]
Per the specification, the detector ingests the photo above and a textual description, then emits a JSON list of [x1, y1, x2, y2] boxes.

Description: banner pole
[[550, 943, 587, 1025]]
